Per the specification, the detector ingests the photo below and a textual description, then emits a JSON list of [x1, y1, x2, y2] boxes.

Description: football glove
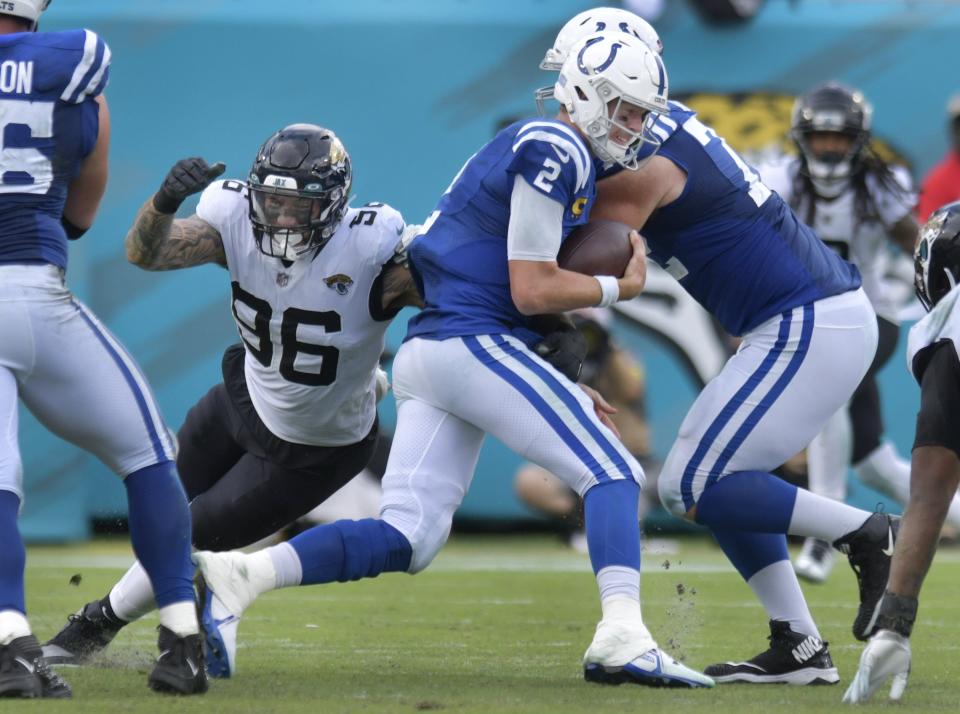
[[842, 630, 911, 704], [153, 157, 226, 214], [534, 327, 587, 382]]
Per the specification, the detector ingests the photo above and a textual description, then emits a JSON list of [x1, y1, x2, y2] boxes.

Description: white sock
[[788, 488, 870, 541], [746, 561, 820, 638], [267, 542, 303, 589], [109, 561, 156, 623], [854, 442, 911, 505], [806, 408, 852, 502], [0, 609, 31, 645], [856, 441, 960, 530], [157, 601, 198, 638], [597, 566, 641, 620]]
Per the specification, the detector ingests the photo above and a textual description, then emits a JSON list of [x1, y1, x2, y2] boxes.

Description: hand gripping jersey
[[761, 157, 914, 323], [196, 180, 403, 446], [0, 29, 110, 268], [406, 118, 601, 346], [907, 283, 960, 384], [631, 102, 861, 337]]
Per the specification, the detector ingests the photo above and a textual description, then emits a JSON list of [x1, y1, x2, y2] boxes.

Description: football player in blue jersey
[[189, 33, 715, 689], [844, 201, 960, 704], [0, 0, 205, 697], [539, 36, 898, 687]]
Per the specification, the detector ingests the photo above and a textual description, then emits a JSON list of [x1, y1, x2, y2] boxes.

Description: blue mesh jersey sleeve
[[505, 121, 593, 209]]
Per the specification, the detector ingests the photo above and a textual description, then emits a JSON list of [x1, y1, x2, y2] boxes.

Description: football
[[557, 220, 634, 277]]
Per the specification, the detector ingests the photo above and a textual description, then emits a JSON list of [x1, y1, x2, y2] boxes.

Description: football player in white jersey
[[843, 201, 960, 703], [0, 0, 205, 697], [760, 82, 960, 583], [42, 124, 421, 676]]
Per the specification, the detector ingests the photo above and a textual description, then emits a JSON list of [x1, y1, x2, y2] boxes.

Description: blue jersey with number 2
[[406, 119, 601, 347], [636, 102, 861, 336], [0, 29, 110, 269]]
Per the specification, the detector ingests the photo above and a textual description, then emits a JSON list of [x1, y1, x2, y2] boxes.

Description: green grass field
[[20, 534, 960, 713]]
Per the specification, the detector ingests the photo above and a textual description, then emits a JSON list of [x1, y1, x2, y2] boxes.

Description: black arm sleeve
[[913, 341, 960, 458], [61, 216, 88, 241]]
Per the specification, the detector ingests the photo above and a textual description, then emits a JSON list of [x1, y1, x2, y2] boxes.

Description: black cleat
[[704, 620, 839, 685], [834, 512, 900, 641], [147, 625, 208, 695], [0, 635, 71, 699], [42, 597, 126, 665]]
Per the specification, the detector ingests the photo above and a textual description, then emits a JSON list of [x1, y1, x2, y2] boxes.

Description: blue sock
[[290, 518, 412, 586], [584, 480, 641, 574], [695, 470, 798, 533], [710, 526, 789, 580], [124, 462, 194, 607], [0, 491, 25, 613]]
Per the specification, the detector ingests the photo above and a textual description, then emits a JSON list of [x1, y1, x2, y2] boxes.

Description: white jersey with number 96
[[196, 179, 404, 446]]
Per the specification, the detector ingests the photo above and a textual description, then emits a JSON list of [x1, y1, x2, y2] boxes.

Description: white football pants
[[0, 265, 177, 499], [380, 334, 643, 573], [658, 289, 878, 516]]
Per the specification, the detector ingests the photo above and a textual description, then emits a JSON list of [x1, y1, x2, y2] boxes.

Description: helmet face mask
[[555, 33, 668, 170], [791, 81, 873, 198], [248, 124, 351, 262], [914, 202, 960, 311]]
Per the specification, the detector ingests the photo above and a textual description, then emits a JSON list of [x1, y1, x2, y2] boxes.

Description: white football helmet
[[555, 32, 669, 170], [540, 6, 663, 71], [1, 0, 52, 26]]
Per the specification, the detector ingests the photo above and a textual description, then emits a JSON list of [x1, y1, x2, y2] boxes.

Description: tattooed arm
[[125, 199, 227, 270], [370, 261, 424, 321]]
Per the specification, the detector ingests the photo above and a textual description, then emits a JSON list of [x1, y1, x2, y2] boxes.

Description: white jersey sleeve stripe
[[512, 130, 589, 192], [515, 121, 592, 182], [61, 30, 100, 103], [76, 43, 111, 102]]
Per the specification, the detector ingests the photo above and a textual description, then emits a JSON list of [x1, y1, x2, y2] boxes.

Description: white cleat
[[582, 620, 714, 688], [193, 550, 274, 679], [794, 537, 836, 584]]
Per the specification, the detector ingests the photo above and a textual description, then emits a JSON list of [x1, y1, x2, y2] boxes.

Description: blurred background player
[[759, 81, 960, 582], [915, 95, 960, 222], [574, 24, 897, 686], [844, 201, 960, 703], [191, 33, 714, 688], [42, 125, 421, 677], [514, 308, 658, 551], [0, 0, 204, 697]]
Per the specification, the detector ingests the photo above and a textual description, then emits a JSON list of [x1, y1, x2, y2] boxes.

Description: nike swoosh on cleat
[[882, 527, 895, 557], [14, 656, 36, 673], [187, 658, 199, 677]]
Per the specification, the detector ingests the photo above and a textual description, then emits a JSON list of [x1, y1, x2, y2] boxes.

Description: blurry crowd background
[[21, 0, 960, 541]]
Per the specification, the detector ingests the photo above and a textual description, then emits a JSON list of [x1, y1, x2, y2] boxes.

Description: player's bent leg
[[195, 518, 413, 678]]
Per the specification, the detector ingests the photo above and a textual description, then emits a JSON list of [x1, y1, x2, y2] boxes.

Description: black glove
[[152, 157, 226, 214], [534, 327, 587, 382]]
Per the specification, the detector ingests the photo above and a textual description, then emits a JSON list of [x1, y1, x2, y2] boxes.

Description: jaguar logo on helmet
[[914, 201, 960, 311]]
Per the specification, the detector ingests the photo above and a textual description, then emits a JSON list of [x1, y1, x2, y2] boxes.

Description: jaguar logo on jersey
[[324, 273, 354, 295], [571, 197, 589, 217]]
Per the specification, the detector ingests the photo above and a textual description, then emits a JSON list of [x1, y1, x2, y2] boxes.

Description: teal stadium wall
[[20, 0, 960, 540]]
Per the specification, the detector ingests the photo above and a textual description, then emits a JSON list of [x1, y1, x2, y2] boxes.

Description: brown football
[[557, 220, 633, 277]]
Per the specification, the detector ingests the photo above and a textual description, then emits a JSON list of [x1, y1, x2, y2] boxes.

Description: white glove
[[842, 630, 911, 704], [374, 367, 391, 403]]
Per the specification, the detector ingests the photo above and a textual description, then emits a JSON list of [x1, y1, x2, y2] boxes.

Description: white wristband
[[595, 275, 620, 308]]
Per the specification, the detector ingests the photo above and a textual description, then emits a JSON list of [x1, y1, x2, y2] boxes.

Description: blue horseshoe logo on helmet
[[577, 38, 624, 75]]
